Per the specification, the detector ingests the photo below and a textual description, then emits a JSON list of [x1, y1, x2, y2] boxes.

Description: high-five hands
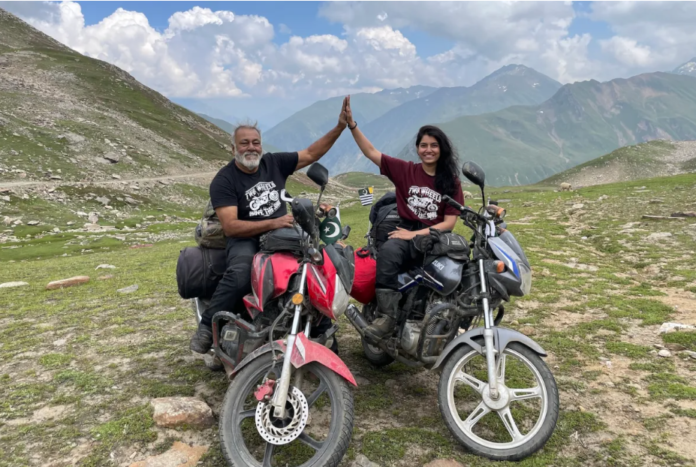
[[343, 95, 356, 129]]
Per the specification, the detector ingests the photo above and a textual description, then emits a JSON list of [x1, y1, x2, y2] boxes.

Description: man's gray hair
[[232, 120, 262, 146]]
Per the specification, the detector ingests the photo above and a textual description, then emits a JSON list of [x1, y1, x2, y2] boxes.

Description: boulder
[[129, 442, 208, 467], [351, 454, 381, 467], [103, 152, 121, 163], [27, 221, 39, 226], [117, 284, 139, 294], [423, 460, 465, 467], [46, 276, 90, 290], [150, 397, 214, 428], [95, 264, 116, 270], [0, 281, 29, 288]]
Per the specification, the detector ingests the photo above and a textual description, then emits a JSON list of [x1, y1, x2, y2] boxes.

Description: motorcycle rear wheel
[[437, 342, 559, 461], [220, 353, 354, 467]]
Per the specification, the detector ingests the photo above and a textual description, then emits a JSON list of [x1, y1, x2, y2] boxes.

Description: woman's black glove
[[412, 234, 435, 254]]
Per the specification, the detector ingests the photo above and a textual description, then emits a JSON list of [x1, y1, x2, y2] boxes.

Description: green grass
[[662, 331, 696, 351], [2, 165, 696, 465]]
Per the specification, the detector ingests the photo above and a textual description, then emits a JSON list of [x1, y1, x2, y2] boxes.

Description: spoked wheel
[[220, 353, 354, 467], [438, 343, 559, 461]]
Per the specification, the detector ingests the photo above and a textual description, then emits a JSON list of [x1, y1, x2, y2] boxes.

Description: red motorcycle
[[213, 163, 358, 467]]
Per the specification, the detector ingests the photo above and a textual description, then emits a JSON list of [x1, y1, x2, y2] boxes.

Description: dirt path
[[0, 171, 219, 189]]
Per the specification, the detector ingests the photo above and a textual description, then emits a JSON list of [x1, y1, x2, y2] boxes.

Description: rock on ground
[[117, 284, 138, 294], [129, 442, 208, 467], [659, 322, 696, 334], [351, 454, 381, 467], [95, 264, 116, 270], [423, 460, 465, 467], [150, 397, 214, 428], [658, 349, 672, 358], [46, 276, 90, 290], [0, 281, 29, 288]]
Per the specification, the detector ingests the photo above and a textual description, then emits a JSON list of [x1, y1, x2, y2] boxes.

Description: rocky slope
[[541, 139, 696, 187], [0, 9, 234, 185]]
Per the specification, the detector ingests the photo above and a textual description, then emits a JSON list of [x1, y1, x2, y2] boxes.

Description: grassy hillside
[[334, 172, 394, 191], [2, 172, 696, 466], [542, 140, 696, 187], [404, 72, 696, 186], [0, 9, 233, 184]]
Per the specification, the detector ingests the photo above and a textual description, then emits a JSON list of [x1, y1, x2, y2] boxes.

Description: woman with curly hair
[[343, 95, 465, 342]]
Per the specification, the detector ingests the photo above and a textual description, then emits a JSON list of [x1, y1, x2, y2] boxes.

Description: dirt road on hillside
[[0, 172, 219, 189]]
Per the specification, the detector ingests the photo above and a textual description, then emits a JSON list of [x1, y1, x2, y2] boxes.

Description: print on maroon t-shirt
[[380, 154, 464, 226]]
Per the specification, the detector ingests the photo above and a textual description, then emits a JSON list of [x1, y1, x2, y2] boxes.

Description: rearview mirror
[[462, 161, 485, 189], [307, 163, 329, 187], [291, 198, 315, 235]]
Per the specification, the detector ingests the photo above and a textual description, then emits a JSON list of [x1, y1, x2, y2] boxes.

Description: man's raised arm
[[296, 97, 349, 170], [216, 206, 294, 238]]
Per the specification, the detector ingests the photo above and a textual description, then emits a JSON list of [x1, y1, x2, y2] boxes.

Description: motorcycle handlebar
[[442, 194, 465, 212]]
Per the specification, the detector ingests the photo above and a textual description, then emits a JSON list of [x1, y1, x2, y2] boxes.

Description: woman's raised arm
[[343, 95, 382, 168]]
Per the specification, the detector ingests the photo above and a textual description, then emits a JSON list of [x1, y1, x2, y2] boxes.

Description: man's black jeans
[[201, 236, 337, 351], [202, 236, 258, 327]]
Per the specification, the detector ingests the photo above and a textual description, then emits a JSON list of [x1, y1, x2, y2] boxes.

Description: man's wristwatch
[[348, 121, 357, 130]]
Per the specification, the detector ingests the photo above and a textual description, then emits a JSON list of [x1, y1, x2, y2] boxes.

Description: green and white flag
[[320, 215, 342, 245], [358, 187, 374, 206]]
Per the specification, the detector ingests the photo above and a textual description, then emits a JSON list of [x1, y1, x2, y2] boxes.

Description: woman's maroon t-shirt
[[380, 154, 465, 226]]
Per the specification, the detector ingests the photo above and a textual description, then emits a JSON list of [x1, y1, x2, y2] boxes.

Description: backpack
[[368, 192, 400, 250], [195, 200, 226, 250]]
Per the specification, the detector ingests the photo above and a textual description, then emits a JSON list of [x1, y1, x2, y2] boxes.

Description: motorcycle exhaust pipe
[[345, 304, 368, 334]]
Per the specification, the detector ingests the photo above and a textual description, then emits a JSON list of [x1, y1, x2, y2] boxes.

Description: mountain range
[[401, 72, 696, 185], [264, 58, 696, 185]]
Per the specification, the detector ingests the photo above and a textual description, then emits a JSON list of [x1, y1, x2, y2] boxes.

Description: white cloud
[[5, 0, 695, 113], [591, 2, 696, 72], [600, 37, 652, 68]]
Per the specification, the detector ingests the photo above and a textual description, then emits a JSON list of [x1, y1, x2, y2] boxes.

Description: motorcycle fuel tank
[[397, 257, 465, 296]]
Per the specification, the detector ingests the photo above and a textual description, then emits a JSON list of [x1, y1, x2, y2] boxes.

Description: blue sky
[[6, 1, 696, 127]]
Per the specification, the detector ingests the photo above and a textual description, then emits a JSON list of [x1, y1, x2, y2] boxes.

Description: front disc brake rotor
[[255, 386, 309, 445]]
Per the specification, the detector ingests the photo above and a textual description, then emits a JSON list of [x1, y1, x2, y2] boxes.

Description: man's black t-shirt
[[209, 152, 299, 220]]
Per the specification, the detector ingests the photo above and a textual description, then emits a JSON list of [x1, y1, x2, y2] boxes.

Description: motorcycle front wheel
[[437, 342, 559, 461], [219, 353, 354, 467]]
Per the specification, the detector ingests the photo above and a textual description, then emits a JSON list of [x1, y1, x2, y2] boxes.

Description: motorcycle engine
[[400, 320, 421, 357]]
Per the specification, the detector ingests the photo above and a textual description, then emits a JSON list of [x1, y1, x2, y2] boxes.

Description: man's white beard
[[235, 150, 262, 170]]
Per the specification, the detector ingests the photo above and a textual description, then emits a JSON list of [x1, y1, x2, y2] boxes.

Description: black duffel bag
[[176, 246, 227, 299], [259, 226, 308, 254]]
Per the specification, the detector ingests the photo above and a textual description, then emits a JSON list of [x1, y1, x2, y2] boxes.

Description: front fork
[[479, 259, 500, 400], [272, 263, 308, 418]]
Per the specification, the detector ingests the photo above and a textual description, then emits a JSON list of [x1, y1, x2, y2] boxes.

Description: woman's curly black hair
[[415, 125, 460, 196]]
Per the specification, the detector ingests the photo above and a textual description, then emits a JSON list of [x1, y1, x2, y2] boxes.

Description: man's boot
[[364, 289, 401, 342], [190, 323, 214, 354]]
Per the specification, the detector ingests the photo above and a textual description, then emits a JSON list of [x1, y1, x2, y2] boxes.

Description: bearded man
[[190, 100, 349, 354]]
